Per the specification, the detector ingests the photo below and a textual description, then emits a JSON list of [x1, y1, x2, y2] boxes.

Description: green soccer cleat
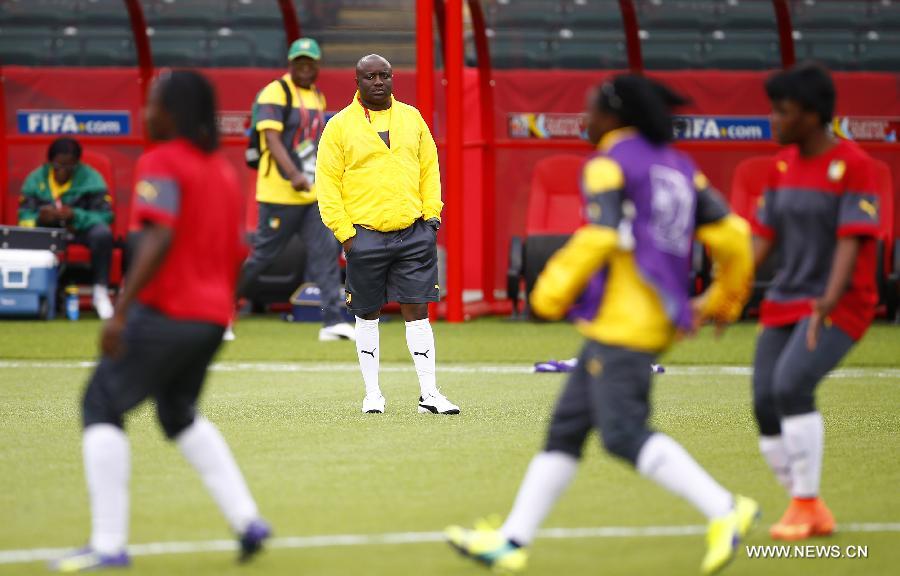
[[445, 518, 528, 574], [701, 495, 760, 575]]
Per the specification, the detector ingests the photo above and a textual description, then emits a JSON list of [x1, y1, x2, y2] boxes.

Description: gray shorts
[[344, 219, 439, 316], [545, 340, 656, 465]]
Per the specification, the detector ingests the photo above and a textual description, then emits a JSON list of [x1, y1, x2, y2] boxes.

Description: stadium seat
[[638, 1, 714, 32], [858, 40, 900, 71], [0, 28, 56, 66], [716, 1, 776, 31], [795, 31, 859, 71], [792, 2, 869, 32], [244, 26, 288, 67], [642, 31, 703, 70], [552, 36, 627, 69], [704, 30, 780, 70], [488, 1, 563, 30], [730, 155, 778, 315], [489, 31, 552, 69], [227, 0, 285, 28], [0, 0, 73, 27], [76, 0, 130, 27], [209, 33, 256, 67], [561, 1, 623, 32], [82, 30, 137, 66], [150, 28, 210, 67], [506, 154, 586, 316], [150, 0, 228, 28]]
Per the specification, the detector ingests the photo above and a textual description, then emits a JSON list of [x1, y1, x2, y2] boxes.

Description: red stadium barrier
[[2, 66, 898, 308]]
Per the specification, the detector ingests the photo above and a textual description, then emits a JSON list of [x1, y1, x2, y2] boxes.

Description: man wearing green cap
[[236, 37, 354, 342]]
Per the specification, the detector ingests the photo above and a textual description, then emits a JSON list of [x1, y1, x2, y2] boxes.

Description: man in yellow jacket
[[316, 54, 459, 415]]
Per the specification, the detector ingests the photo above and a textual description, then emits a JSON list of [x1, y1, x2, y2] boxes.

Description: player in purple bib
[[447, 76, 757, 575]]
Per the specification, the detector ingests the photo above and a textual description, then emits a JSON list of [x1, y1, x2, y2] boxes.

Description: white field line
[[0, 360, 898, 379], [1, 523, 899, 565]]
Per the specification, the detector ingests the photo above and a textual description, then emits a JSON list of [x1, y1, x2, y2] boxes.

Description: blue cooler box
[[0, 249, 58, 319]]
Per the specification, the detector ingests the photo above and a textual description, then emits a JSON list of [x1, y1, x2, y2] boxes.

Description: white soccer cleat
[[362, 394, 386, 414], [92, 285, 114, 320], [418, 392, 460, 415], [223, 325, 236, 341], [319, 322, 356, 341]]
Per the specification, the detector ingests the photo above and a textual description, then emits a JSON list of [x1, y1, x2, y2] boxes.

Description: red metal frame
[[444, 0, 464, 322], [124, 0, 152, 110], [278, 0, 302, 44], [772, 0, 796, 68], [619, 0, 643, 73], [467, 0, 496, 305]]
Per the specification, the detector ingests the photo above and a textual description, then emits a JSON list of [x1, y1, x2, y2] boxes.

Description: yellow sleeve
[[530, 225, 619, 320], [315, 118, 355, 243], [418, 112, 443, 221], [255, 81, 288, 133], [695, 214, 753, 323]]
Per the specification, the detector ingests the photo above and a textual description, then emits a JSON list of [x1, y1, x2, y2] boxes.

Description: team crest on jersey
[[827, 160, 846, 182], [136, 180, 158, 202], [345, 292, 352, 305], [859, 199, 878, 219], [269, 216, 281, 230]]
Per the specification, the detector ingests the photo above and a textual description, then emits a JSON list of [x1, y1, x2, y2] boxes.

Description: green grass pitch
[[0, 318, 898, 576]]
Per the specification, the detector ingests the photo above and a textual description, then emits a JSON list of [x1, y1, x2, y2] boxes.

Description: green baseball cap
[[288, 38, 321, 61]]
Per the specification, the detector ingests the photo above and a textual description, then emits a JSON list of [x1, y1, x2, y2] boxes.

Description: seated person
[[18, 137, 115, 319]]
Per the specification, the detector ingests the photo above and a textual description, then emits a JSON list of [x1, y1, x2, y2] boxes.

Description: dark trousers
[[83, 305, 225, 439], [545, 340, 656, 465], [752, 317, 855, 436], [73, 223, 113, 285], [238, 201, 344, 327]]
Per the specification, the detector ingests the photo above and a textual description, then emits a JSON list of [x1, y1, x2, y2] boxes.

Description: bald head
[[356, 54, 393, 111], [356, 54, 391, 72]]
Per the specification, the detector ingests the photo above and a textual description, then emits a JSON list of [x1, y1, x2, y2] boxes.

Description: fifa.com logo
[[746, 544, 869, 560], [673, 117, 767, 140]]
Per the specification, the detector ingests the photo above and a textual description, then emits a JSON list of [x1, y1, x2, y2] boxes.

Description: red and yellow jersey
[[753, 139, 880, 340]]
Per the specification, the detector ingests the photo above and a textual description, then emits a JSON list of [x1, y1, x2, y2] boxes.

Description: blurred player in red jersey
[[752, 63, 881, 541], [52, 71, 270, 573]]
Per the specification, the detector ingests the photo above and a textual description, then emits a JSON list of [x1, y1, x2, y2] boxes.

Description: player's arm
[[808, 157, 881, 349], [530, 157, 623, 321], [692, 174, 754, 326], [102, 161, 179, 357], [315, 120, 355, 244], [418, 112, 443, 222]]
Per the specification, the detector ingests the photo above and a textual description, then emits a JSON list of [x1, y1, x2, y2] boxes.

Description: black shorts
[[344, 219, 440, 316], [82, 304, 225, 438]]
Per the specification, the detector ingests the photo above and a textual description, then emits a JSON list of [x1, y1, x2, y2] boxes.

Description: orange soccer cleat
[[769, 497, 835, 541]]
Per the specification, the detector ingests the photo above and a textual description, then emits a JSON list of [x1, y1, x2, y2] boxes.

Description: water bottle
[[65, 285, 79, 321]]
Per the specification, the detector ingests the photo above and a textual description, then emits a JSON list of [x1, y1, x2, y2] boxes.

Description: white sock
[[92, 284, 114, 320], [759, 435, 792, 492], [636, 433, 733, 520], [406, 319, 438, 398], [83, 424, 130, 554], [355, 316, 381, 398], [501, 451, 578, 546], [781, 412, 824, 498], [176, 416, 258, 534]]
